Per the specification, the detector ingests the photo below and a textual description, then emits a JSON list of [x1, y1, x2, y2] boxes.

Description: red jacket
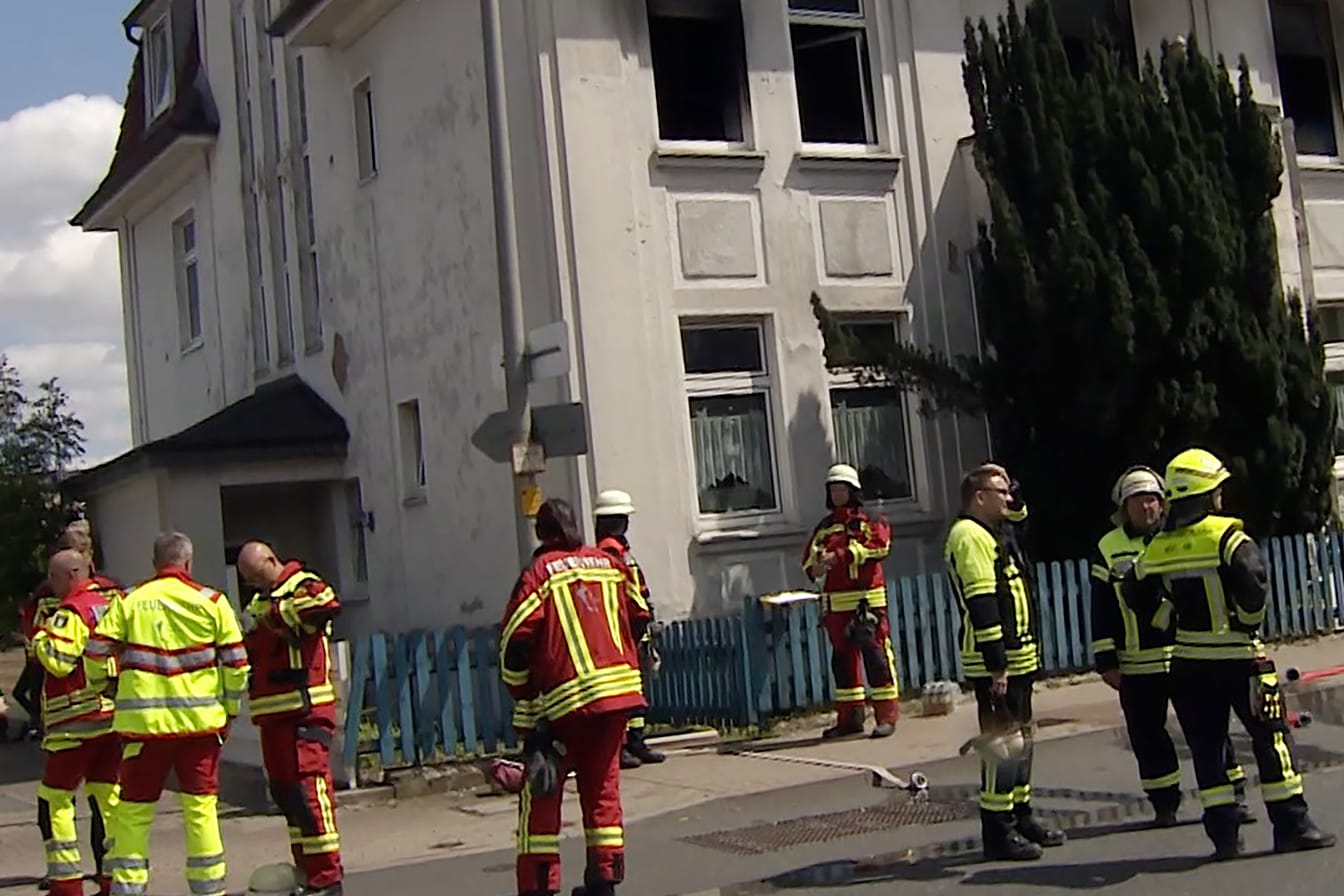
[[596, 535, 655, 636], [34, 578, 121, 739], [801, 506, 892, 612], [243, 562, 340, 726], [499, 543, 646, 731]]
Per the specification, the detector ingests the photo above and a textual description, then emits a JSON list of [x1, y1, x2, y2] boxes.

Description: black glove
[[523, 724, 566, 796], [1007, 479, 1025, 514], [844, 600, 878, 647]]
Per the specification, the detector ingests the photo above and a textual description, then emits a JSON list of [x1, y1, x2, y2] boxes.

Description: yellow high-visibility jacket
[[32, 578, 121, 750], [85, 568, 250, 738]]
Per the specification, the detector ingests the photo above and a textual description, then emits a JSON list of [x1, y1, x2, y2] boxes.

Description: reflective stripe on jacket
[[595, 536, 654, 642], [1134, 515, 1263, 661], [244, 564, 340, 725], [802, 508, 891, 611], [85, 568, 250, 738], [33, 579, 120, 748], [499, 545, 646, 728], [944, 515, 1040, 678], [1090, 526, 1172, 675]]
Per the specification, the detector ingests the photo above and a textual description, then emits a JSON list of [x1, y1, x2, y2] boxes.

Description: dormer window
[[145, 14, 174, 121]]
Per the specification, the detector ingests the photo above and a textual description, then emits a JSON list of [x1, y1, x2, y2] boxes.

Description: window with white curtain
[[681, 322, 780, 515], [825, 317, 914, 501]]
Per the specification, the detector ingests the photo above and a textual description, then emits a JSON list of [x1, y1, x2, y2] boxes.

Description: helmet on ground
[[594, 489, 635, 517], [1111, 465, 1165, 507], [826, 464, 861, 490], [246, 863, 300, 896], [1164, 448, 1229, 499]]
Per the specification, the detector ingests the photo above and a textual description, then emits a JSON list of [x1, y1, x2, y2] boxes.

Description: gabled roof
[[69, 3, 219, 230], [64, 376, 350, 495]]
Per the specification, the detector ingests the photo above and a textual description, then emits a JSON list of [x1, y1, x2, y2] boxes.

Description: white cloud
[[0, 94, 129, 468]]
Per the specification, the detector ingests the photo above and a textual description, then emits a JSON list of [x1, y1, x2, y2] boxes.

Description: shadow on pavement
[[957, 854, 1205, 888], [724, 817, 1211, 892], [0, 877, 42, 891], [0, 743, 44, 786]]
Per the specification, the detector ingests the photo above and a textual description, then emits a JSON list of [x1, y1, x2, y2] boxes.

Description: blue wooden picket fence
[[339, 531, 1344, 774]]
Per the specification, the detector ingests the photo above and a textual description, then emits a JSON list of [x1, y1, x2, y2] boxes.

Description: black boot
[[870, 722, 896, 739], [619, 748, 641, 770], [627, 729, 665, 764], [822, 707, 866, 739], [1204, 807, 1243, 861], [1274, 820, 1338, 854], [297, 886, 343, 896], [982, 810, 1043, 861], [1150, 786, 1181, 829], [1014, 806, 1066, 848], [571, 886, 615, 896]]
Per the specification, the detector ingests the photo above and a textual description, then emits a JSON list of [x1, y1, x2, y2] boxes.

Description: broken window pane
[[689, 393, 778, 513], [648, 0, 750, 142], [790, 22, 875, 144], [830, 386, 912, 501], [1272, 0, 1340, 157]]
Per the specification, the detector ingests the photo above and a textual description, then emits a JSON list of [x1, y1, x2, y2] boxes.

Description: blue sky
[[0, 2, 133, 118], [0, 3, 136, 464]]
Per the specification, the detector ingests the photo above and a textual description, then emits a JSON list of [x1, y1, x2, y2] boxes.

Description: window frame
[[353, 76, 379, 183], [1270, 0, 1344, 163], [173, 209, 203, 352], [785, 0, 886, 151], [823, 314, 919, 507], [643, 0, 757, 153], [145, 13, 175, 123], [679, 318, 787, 525], [294, 55, 323, 354], [396, 398, 428, 504]]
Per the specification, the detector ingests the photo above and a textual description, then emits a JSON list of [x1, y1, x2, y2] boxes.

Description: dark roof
[[70, 4, 219, 229], [64, 376, 349, 495], [267, 0, 324, 37]]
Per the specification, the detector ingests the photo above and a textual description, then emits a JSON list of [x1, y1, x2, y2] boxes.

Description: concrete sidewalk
[[0, 635, 1340, 894]]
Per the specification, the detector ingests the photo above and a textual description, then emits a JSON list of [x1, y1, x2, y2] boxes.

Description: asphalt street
[[348, 684, 1344, 896]]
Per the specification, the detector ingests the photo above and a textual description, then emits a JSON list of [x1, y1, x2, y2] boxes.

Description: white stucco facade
[[73, 0, 1344, 636]]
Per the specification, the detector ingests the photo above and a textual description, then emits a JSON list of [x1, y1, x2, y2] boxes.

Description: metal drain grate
[[679, 799, 977, 855]]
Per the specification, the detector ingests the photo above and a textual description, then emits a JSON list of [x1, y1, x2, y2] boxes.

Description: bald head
[[47, 549, 90, 598], [237, 540, 285, 591]]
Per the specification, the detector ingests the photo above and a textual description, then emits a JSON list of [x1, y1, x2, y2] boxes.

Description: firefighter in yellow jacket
[[1126, 449, 1335, 859], [85, 532, 250, 896], [32, 549, 122, 896], [1090, 465, 1252, 828]]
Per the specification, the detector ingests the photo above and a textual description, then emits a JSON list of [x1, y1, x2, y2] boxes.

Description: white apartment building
[[69, 0, 1344, 638]]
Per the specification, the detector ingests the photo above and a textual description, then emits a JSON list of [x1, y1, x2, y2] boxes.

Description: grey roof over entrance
[[64, 375, 349, 495]]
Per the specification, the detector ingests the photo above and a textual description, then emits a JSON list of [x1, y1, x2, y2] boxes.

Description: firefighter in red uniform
[[500, 499, 648, 896], [237, 541, 344, 896], [32, 548, 122, 896], [593, 489, 665, 769], [802, 464, 900, 738]]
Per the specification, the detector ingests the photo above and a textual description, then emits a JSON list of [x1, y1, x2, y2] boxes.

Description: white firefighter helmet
[[246, 863, 300, 896], [594, 489, 636, 517], [826, 463, 861, 490], [959, 727, 1030, 763]]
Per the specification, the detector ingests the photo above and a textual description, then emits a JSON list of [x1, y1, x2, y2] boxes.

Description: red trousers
[[517, 712, 627, 895], [40, 734, 120, 896], [823, 607, 901, 726], [41, 733, 121, 790], [260, 720, 342, 889], [112, 734, 227, 896]]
